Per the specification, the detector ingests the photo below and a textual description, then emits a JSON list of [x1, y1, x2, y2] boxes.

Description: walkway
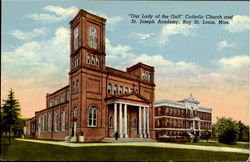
[[16, 138, 249, 154]]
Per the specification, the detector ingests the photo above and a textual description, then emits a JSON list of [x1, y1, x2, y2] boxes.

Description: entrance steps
[[101, 137, 154, 143]]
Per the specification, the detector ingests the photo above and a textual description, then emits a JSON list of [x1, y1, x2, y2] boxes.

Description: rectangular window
[[60, 95, 65, 103], [158, 107, 161, 115]]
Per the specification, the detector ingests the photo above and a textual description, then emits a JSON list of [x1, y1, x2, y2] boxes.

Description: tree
[[242, 125, 249, 142], [1, 89, 21, 144], [213, 117, 238, 144], [201, 130, 211, 142]]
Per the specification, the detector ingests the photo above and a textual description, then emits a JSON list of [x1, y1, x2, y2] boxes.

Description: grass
[[160, 141, 249, 150], [0, 138, 249, 161]]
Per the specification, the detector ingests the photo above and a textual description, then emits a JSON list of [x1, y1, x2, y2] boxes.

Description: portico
[[106, 94, 151, 138]]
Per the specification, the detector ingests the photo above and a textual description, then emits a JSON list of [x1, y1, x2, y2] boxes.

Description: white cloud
[[24, 6, 122, 28], [135, 33, 154, 40], [2, 27, 70, 87], [217, 40, 234, 51], [217, 55, 249, 69], [225, 15, 250, 32], [106, 38, 204, 78], [25, 6, 78, 23], [106, 39, 248, 88], [85, 9, 122, 30], [10, 28, 47, 40], [159, 24, 197, 45], [216, 55, 249, 84]]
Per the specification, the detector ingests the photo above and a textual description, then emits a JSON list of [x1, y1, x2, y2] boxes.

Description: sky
[[1, 1, 249, 125]]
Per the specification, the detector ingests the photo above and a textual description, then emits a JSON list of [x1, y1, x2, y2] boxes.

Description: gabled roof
[[105, 92, 150, 104]]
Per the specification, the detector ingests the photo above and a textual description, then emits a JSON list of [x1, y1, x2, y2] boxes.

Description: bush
[[201, 130, 211, 142], [214, 117, 238, 144]]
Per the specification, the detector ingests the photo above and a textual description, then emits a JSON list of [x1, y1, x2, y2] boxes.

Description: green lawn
[[161, 141, 249, 150], [0, 138, 248, 161]]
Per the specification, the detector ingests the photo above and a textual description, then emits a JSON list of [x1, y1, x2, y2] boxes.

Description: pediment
[[105, 93, 150, 103]]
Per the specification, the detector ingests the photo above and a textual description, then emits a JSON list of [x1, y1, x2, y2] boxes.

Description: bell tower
[[69, 9, 106, 72], [68, 10, 107, 137]]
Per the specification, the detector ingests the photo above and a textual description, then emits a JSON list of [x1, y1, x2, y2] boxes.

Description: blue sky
[[2, 1, 249, 124]]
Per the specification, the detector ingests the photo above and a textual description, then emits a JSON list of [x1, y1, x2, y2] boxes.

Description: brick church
[[26, 10, 156, 142], [26, 9, 212, 142]]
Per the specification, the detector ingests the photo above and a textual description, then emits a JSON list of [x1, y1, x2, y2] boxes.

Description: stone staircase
[[101, 137, 154, 143]]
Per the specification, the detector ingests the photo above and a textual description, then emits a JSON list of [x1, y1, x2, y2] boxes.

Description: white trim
[[107, 101, 149, 107], [155, 127, 212, 131], [114, 103, 117, 133], [154, 115, 211, 122], [155, 103, 185, 109], [139, 106, 142, 137], [119, 103, 123, 138]]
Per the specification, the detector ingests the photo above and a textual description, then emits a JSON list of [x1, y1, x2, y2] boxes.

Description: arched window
[[92, 56, 95, 65], [96, 57, 99, 66], [130, 88, 133, 93], [61, 110, 66, 131], [42, 114, 46, 131], [119, 86, 123, 94], [158, 107, 161, 115], [178, 109, 181, 116], [72, 81, 75, 93], [76, 80, 79, 92], [109, 117, 113, 128], [124, 87, 128, 94], [157, 120, 161, 127], [132, 119, 137, 128], [135, 89, 138, 93], [87, 54, 90, 64], [88, 26, 97, 49], [88, 106, 97, 127], [174, 120, 177, 127], [107, 83, 112, 94], [186, 121, 189, 128], [165, 107, 169, 114], [73, 27, 79, 50], [113, 85, 117, 95], [178, 120, 181, 127], [165, 119, 169, 127], [170, 108, 173, 115]]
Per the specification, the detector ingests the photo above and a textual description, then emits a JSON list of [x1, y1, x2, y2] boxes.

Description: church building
[[25, 9, 212, 142], [26, 9, 156, 142]]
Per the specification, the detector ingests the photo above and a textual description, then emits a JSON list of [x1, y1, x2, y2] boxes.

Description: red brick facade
[[154, 98, 212, 142], [27, 10, 156, 142]]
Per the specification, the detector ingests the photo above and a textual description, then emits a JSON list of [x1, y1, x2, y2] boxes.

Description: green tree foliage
[[1, 89, 21, 144], [214, 117, 238, 144], [235, 121, 249, 142], [201, 130, 211, 142], [213, 117, 249, 144]]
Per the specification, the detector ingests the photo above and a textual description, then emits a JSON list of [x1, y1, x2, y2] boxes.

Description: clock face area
[[88, 25, 98, 49]]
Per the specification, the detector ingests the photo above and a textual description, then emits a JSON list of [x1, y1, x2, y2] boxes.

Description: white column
[[147, 107, 150, 138], [119, 103, 123, 138], [198, 121, 201, 136], [139, 106, 142, 138], [114, 103, 117, 134], [143, 107, 146, 138], [193, 120, 195, 130], [124, 104, 128, 138]]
